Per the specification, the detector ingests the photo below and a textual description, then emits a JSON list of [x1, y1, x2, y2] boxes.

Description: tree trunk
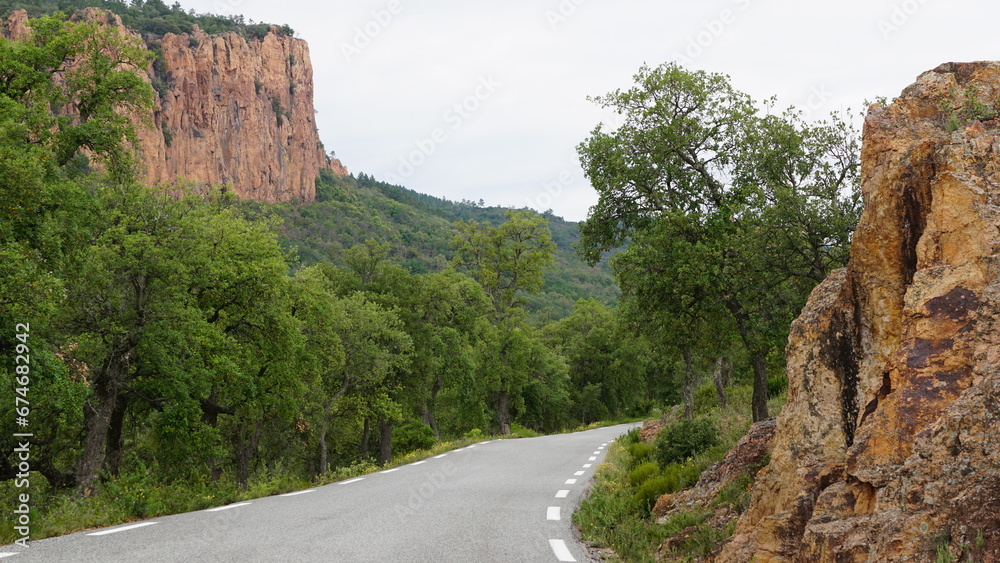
[[318, 403, 331, 475], [497, 391, 512, 435], [379, 418, 392, 465], [76, 353, 131, 495], [361, 418, 371, 459], [713, 356, 731, 408], [103, 394, 130, 477], [420, 398, 439, 437], [681, 347, 696, 419], [751, 352, 769, 422], [234, 421, 262, 489]]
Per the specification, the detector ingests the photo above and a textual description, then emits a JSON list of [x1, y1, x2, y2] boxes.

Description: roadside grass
[[0, 417, 643, 545], [574, 384, 786, 561]]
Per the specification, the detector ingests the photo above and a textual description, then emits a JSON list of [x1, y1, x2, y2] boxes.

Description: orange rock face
[[3, 9, 346, 202], [715, 62, 1000, 562]]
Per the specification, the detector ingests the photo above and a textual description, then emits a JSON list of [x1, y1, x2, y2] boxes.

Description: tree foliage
[[578, 62, 861, 421]]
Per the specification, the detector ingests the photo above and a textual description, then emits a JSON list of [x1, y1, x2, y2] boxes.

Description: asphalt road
[[1, 423, 639, 562]]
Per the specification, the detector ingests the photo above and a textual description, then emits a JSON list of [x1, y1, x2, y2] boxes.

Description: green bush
[[623, 427, 641, 445], [632, 461, 705, 512], [693, 382, 718, 414], [625, 441, 655, 468], [654, 417, 719, 466], [464, 428, 483, 441], [767, 373, 788, 397], [393, 422, 436, 455], [628, 462, 660, 487]]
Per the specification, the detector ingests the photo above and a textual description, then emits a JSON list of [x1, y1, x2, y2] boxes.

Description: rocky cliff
[[715, 62, 1000, 562], [3, 9, 347, 202]]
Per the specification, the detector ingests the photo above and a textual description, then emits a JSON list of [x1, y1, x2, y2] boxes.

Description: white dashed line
[[280, 489, 315, 497], [204, 502, 251, 512], [467, 445, 476, 449], [588, 457, 597, 461], [479, 441, 491, 445], [593, 451, 601, 455], [380, 468, 400, 474], [583, 464, 592, 468], [601, 443, 608, 446], [549, 539, 577, 562], [411, 460, 427, 466], [87, 522, 159, 536], [555, 490, 569, 498], [598, 446, 604, 450], [0, 553, 19, 558], [574, 471, 585, 476], [339, 478, 365, 485], [547, 506, 561, 520], [565, 478, 577, 485], [434, 454, 448, 459]]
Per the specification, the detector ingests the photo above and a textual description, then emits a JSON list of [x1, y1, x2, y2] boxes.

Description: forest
[[0, 7, 860, 544]]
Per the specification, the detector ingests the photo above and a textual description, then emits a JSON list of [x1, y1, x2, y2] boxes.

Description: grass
[[573, 384, 787, 561]]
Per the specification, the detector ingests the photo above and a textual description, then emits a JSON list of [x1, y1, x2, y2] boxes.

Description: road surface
[[1, 423, 639, 562]]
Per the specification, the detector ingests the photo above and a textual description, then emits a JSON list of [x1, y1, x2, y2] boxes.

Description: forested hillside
[[260, 170, 620, 322]]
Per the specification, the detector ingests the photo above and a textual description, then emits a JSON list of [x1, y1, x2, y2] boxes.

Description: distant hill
[[242, 170, 619, 322]]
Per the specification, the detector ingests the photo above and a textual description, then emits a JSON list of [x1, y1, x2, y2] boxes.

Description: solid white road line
[[547, 506, 561, 520], [87, 522, 158, 536], [549, 539, 577, 562], [574, 471, 585, 476], [565, 478, 577, 485], [338, 478, 365, 485], [280, 489, 316, 497], [204, 502, 251, 512], [555, 490, 569, 498]]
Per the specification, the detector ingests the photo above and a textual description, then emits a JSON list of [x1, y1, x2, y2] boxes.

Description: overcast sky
[[175, 0, 996, 221]]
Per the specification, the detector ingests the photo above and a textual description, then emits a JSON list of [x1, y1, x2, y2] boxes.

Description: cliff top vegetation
[[0, 0, 294, 39]]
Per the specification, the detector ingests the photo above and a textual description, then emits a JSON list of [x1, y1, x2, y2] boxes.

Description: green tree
[[577, 63, 860, 421], [452, 210, 556, 434]]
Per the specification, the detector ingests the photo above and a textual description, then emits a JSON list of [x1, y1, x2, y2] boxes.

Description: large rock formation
[[2, 9, 347, 202], [715, 62, 1000, 562]]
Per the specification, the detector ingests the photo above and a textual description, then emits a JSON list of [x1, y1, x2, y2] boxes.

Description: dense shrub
[[393, 422, 436, 455], [625, 441, 655, 468], [628, 462, 659, 487], [654, 417, 719, 466]]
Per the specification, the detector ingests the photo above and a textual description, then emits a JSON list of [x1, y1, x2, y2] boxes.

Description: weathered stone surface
[[640, 417, 667, 443], [3, 9, 346, 203], [714, 62, 1000, 562]]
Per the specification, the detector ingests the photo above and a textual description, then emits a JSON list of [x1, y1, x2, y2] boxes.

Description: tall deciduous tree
[[452, 210, 556, 434], [577, 62, 860, 421]]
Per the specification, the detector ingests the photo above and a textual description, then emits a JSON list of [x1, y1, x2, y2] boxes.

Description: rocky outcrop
[[715, 62, 1000, 562], [3, 9, 346, 202]]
